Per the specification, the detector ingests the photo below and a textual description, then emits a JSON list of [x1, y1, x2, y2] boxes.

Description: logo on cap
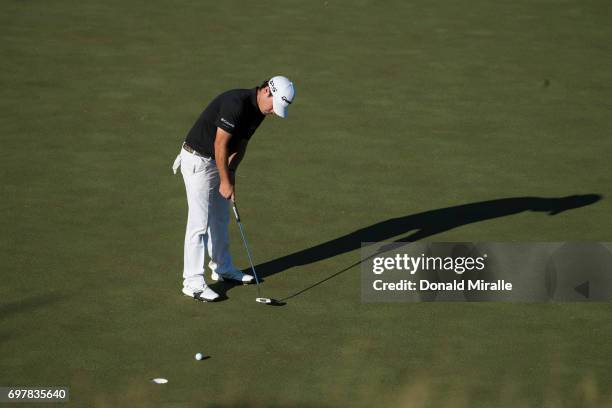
[[269, 80, 277, 93]]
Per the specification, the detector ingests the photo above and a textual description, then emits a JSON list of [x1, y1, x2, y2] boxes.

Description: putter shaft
[[232, 201, 262, 298]]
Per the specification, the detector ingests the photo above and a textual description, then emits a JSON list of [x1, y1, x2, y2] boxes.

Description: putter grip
[[232, 203, 241, 222]]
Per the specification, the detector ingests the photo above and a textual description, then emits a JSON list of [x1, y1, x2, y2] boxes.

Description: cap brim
[[272, 96, 289, 118]]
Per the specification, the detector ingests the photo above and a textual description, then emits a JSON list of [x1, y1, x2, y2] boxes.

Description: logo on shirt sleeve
[[220, 118, 235, 128]]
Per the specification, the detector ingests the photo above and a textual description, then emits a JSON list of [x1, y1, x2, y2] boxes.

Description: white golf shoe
[[182, 286, 220, 302], [211, 270, 255, 285]]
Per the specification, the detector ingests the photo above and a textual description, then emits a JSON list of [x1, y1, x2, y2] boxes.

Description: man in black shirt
[[172, 76, 296, 302]]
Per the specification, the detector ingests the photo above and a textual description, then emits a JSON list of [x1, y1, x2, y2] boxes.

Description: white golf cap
[[268, 76, 295, 118]]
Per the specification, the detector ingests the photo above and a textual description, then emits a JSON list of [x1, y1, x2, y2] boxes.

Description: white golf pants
[[172, 147, 237, 290]]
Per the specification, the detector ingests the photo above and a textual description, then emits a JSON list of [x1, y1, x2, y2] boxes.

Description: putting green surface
[[2, 0, 612, 406]]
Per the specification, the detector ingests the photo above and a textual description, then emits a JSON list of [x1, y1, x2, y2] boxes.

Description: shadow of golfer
[[248, 194, 602, 300]]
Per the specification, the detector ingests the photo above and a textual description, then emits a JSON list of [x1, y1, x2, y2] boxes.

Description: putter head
[[256, 297, 286, 306]]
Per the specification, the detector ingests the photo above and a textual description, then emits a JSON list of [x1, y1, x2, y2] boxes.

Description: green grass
[[1, 0, 612, 406]]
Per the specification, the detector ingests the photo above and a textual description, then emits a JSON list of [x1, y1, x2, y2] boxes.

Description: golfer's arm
[[214, 128, 233, 185], [228, 139, 249, 172]]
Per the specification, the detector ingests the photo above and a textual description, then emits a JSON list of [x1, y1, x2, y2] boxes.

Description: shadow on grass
[[0, 292, 67, 320], [246, 194, 602, 301], [208, 281, 234, 302]]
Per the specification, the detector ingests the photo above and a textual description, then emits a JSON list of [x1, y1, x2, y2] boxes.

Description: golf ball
[[195, 353, 204, 360]]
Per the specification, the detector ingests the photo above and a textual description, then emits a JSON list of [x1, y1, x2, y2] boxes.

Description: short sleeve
[[214, 100, 242, 134]]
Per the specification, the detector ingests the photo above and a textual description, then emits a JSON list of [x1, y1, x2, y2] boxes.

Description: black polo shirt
[[184, 88, 265, 159]]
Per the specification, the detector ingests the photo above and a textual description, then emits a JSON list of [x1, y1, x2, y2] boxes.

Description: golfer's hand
[[219, 181, 234, 200]]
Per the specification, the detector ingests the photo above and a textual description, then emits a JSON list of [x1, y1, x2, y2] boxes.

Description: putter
[[231, 200, 284, 306]]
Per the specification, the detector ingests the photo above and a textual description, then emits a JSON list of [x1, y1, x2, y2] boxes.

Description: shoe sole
[[182, 291, 219, 302], [211, 275, 254, 285], [212, 276, 254, 285]]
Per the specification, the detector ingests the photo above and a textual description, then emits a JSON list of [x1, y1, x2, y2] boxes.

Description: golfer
[[172, 76, 296, 302]]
